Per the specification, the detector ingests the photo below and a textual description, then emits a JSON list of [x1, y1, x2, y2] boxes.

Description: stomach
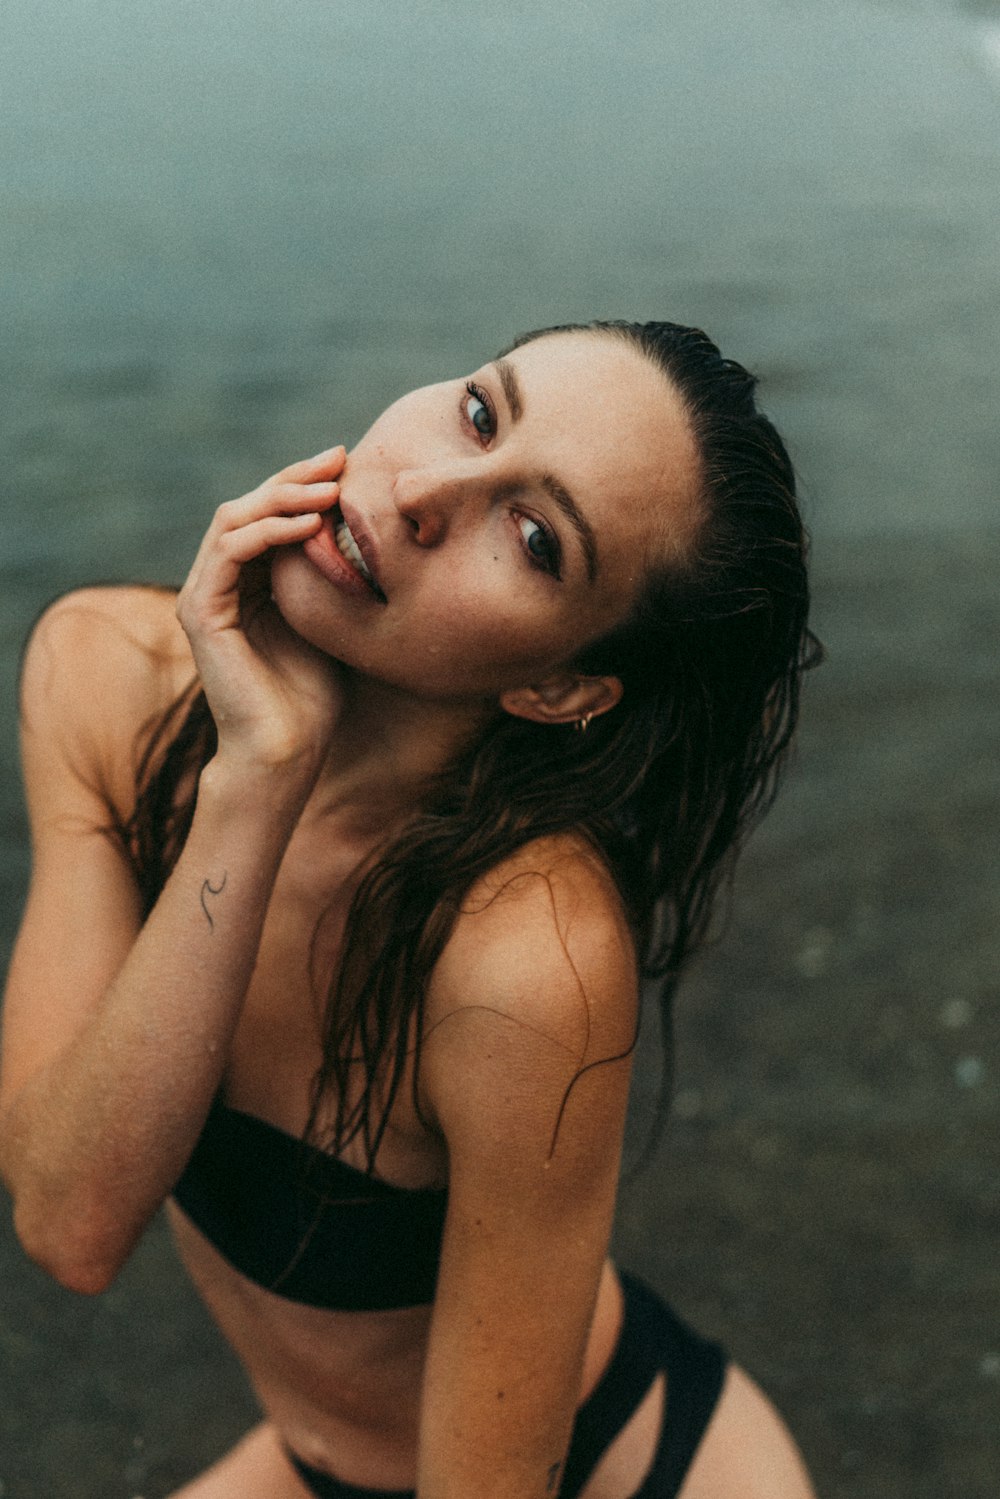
[[167, 1200, 434, 1486], [167, 1202, 625, 1487]]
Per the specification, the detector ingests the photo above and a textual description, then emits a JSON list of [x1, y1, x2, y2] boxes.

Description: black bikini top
[[171, 1097, 448, 1311]]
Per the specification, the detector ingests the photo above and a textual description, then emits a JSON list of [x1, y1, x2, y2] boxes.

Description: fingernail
[[314, 444, 345, 459]]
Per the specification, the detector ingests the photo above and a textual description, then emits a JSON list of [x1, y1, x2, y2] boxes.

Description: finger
[[184, 511, 323, 601], [265, 479, 342, 512], [275, 444, 348, 485], [209, 480, 339, 536], [214, 511, 324, 567]]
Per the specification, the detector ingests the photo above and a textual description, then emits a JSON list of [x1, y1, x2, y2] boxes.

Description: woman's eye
[[464, 381, 495, 440], [518, 515, 562, 579]]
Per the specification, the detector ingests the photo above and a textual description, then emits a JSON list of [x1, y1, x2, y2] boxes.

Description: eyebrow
[[491, 358, 600, 585], [542, 474, 599, 585], [494, 356, 524, 422]]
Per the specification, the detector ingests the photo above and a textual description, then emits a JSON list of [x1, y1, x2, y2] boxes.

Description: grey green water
[[2, 2, 999, 1495], [4, 0, 1000, 577]]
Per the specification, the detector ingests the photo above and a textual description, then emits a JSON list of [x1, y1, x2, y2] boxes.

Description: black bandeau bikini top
[[171, 1096, 448, 1311]]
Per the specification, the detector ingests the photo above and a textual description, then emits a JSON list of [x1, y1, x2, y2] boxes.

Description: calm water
[[2, 0, 999, 864], [3, 9, 1000, 1492], [4, 0, 1000, 573]]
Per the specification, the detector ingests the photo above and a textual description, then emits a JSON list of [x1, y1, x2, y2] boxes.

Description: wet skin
[[2, 325, 817, 1497], [162, 334, 708, 1488], [269, 331, 702, 708]]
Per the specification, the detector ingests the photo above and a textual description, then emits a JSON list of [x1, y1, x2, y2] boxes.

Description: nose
[[392, 465, 475, 546]]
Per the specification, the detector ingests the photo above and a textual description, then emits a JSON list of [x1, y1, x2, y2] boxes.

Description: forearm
[[0, 758, 308, 1291]]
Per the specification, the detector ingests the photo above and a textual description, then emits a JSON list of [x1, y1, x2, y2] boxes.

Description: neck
[[302, 669, 498, 837]]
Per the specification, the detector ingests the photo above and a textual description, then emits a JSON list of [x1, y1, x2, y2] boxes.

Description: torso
[[166, 750, 451, 1484], [108, 588, 625, 1488]]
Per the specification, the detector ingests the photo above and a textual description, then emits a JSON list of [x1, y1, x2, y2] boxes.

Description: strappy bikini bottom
[[286, 1271, 726, 1499]]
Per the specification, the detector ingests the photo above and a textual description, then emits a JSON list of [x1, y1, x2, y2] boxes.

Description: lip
[[302, 502, 388, 604], [339, 498, 386, 600]]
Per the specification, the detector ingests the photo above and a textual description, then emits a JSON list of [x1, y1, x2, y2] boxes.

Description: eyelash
[[463, 380, 496, 441], [459, 380, 563, 580], [516, 512, 562, 579]]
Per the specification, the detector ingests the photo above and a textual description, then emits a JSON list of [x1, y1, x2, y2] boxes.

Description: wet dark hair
[[121, 320, 821, 1168]]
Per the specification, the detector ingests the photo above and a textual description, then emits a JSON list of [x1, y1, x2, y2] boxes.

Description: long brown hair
[[120, 320, 821, 1169]]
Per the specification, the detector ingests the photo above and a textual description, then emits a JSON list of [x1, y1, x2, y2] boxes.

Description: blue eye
[[518, 515, 562, 579], [464, 381, 495, 440]]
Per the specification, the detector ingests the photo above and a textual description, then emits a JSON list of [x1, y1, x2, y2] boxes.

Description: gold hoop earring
[[574, 712, 593, 733]]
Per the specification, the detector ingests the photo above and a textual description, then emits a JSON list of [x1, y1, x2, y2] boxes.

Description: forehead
[[500, 332, 703, 579]]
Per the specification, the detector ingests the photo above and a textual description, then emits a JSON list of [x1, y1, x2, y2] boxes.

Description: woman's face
[[270, 331, 702, 704]]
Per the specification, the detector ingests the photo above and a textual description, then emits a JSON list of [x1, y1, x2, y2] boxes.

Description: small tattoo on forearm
[[200, 872, 228, 930], [546, 1461, 562, 1493]]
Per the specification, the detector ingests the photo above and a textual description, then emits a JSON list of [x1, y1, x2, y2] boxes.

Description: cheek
[[411, 581, 579, 689], [418, 594, 530, 671], [268, 551, 360, 656]]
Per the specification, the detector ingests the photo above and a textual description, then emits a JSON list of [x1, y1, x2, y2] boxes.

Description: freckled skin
[[270, 333, 701, 706], [3, 327, 818, 1498]]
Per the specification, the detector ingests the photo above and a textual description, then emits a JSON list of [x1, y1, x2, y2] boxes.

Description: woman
[[1, 321, 819, 1498]]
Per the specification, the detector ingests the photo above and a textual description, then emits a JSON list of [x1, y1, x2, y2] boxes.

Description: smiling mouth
[[332, 505, 386, 602]]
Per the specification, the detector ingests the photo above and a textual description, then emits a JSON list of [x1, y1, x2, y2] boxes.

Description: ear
[[499, 672, 624, 727]]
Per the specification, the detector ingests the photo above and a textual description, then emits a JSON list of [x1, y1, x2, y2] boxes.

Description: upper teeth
[[334, 515, 374, 585]]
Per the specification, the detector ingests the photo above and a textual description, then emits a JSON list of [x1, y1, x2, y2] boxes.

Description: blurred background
[[1, 0, 998, 1493]]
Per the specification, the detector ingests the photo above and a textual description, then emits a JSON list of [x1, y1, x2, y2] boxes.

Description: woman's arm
[[416, 842, 638, 1499], [0, 450, 345, 1293]]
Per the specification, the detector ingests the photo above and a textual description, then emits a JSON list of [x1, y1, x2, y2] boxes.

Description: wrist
[[198, 751, 318, 825]]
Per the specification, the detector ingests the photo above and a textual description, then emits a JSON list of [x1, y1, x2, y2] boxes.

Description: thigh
[[574, 1269, 814, 1499], [581, 1360, 816, 1499], [576, 1373, 665, 1499], [168, 1423, 312, 1499], [676, 1365, 816, 1499]]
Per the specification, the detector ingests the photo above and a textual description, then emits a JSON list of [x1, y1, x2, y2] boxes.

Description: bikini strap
[[627, 1274, 727, 1498], [558, 1272, 664, 1498], [560, 1272, 726, 1499], [285, 1273, 726, 1499]]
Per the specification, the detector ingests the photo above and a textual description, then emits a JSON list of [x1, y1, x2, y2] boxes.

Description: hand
[[177, 447, 347, 783]]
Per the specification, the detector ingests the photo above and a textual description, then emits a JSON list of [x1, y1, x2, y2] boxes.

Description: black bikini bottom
[[286, 1272, 726, 1499]]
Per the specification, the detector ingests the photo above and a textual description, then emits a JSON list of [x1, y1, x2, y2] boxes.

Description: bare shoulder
[[429, 832, 638, 1058], [416, 842, 645, 1496], [23, 583, 189, 680], [420, 833, 638, 1153], [21, 586, 191, 727], [19, 585, 194, 818]]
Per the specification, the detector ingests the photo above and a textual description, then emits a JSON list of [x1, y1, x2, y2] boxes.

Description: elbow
[[33, 1246, 120, 1298], [0, 1121, 135, 1294], [12, 1196, 126, 1296]]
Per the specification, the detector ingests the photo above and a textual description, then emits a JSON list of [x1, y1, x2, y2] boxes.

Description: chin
[[268, 547, 353, 658]]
